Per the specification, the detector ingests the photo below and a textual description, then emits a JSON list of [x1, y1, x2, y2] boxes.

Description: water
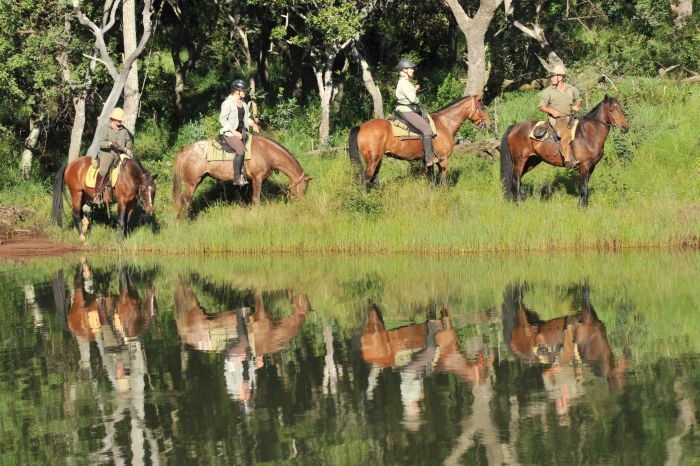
[[1, 253, 699, 465]]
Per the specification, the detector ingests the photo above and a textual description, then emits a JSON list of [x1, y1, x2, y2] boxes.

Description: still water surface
[[1, 253, 699, 465]]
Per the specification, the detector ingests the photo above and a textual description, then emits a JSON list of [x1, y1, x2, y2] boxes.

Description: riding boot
[[232, 153, 248, 186], [94, 174, 106, 203], [422, 135, 437, 167]]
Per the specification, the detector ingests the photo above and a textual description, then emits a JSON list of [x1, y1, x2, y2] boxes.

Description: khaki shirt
[[219, 95, 253, 134], [98, 124, 134, 157], [539, 83, 580, 116], [396, 77, 419, 113]]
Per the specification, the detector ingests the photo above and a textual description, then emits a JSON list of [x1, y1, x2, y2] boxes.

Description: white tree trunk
[[444, 0, 503, 96], [671, 0, 693, 28], [20, 116, 41, 179], [314, 59, 335, 146], [351, 42, 383, 118], [504, 0, 565, 73], [122, 0, 140, 131]]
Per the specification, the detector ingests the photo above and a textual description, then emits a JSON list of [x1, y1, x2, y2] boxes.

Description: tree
[[444, 0, 503, 96], [503, 0, 564, 73], [72, 0, 154, 157]]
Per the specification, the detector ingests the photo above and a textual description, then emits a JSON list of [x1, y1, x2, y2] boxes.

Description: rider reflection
[[361, 303, 493, 431], [502, 283, 630, 425]]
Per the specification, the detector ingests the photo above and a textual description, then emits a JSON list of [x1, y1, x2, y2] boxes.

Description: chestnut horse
[[348, 95, 491, 187], [172, 135, 313, 221], [500, 95, 629, 206], [52, 157, 157, 241]]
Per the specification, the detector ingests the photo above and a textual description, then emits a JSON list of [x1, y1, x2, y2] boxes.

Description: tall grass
[[5, 77, 699, 254]]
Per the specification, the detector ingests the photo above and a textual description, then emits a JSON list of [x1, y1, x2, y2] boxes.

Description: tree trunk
[[20, 115, 41, 179], [257, 19, 272, 88], [122, 0, 140, 131], [351, 42, 384, 118], [314, 59, 335, 146], [671, 0, 693, 28], [504, 0, 565, 73], [444, 0, 503, 96]]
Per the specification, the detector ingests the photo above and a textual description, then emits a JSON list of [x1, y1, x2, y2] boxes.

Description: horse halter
[[286, 172, 307, 197]]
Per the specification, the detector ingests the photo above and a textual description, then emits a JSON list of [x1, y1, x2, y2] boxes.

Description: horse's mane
[[580, 96, 614, 131], [259, 135, 303, 170], [127, 157, 154, 183], [433, 95, 474, 113]]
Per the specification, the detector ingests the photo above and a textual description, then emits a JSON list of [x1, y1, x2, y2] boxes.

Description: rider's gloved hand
[[91, 157, 99, 168]]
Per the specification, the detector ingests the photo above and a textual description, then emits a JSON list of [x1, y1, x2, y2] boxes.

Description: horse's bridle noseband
[[286, 172, 307, 197]]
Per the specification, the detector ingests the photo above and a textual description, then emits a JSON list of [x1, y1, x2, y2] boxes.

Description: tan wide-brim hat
[[548, 65, 567, 77], [110, 107, 125, 121]]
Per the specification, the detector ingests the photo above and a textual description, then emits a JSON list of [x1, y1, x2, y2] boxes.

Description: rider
[[219, 79, 260, 186], [395, 58, 438, 167], [94, 107, 133, 203], [538, 65, 582, 168]]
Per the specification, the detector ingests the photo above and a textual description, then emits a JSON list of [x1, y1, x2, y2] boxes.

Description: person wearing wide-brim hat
[[394, 58, 438, 167], [94, 107, 134, 203], [538, 64, 582, 168]]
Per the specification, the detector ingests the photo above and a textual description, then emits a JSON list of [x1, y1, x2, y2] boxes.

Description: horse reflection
[[174, 280, 309, 407], [65, 259, 159, 464], [502, 283, 629, 422], [360, 303, 493, 430]]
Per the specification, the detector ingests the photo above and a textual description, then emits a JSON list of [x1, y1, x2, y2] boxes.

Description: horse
[[52, 156, 158, 242], [500, 95, 629, 206], [348, 95, 491, 187], [501, 283, 629, 389], [172, 135, 313, 221]]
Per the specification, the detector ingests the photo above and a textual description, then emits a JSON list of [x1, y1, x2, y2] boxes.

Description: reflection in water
[[361, 303, 493, 431], [502, 283, 630, 424], [65, 258, 159, 465], [175, 279, 309, 410], [6, 256, 700, 465]]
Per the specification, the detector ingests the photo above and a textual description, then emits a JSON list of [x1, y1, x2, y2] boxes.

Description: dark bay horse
[[500, 95, 629, 206], [172, 135, 313, 221], [348, 95, 491, 187], [52, 157, 157, 242]]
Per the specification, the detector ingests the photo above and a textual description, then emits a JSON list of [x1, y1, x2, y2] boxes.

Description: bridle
[[121, 160, 155, 208], [286, 172, 307, 197]]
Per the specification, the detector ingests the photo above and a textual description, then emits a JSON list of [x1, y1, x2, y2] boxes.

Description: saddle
[[85, 158, 122, 189], [387, 114, 438, 140], [529, 117, 580, 143], [207, 135, 253, 161]]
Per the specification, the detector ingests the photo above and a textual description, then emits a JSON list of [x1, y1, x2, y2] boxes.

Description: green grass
[[4, 77, 700, 254]]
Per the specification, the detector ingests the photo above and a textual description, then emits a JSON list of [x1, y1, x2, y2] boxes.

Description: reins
[[433, 96, 486, 126]]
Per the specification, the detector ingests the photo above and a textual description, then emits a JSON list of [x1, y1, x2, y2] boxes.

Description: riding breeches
[[98, 152, 115, 177], [550, 117, 574, 160], [397, 111, 434, 137], [223, 132, 246, 157]]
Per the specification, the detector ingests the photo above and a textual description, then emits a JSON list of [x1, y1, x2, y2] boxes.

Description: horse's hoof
[[79, 234, 86, 243]]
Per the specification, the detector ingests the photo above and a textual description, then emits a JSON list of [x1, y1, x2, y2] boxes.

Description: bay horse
[[500, 95, 629, 206], [348, 95, 491, 187], [52, 157, 158, 241], [172, 135, 313, 221]]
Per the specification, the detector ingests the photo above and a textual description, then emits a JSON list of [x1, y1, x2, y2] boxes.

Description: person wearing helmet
[[94, 107, 134, 203], [219, 79, 260, 186], [395, 58, 437, 166], [538, 65, 582, 168]]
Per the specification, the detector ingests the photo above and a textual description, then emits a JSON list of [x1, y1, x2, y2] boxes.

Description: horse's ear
[[151, 174, 159, 181], [476, 94, 482, 101], [305, 175, 314, 181], [604, 94, 609, 100]]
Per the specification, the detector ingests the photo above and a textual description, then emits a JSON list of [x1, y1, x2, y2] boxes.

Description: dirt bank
[[0, 235, 75, 259]]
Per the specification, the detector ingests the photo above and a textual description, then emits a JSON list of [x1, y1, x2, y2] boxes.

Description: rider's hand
[[414, 84, 420, 91], [550, 109, 562, 118], [233, 130, 243, 139], [571, 105, 580, 113]]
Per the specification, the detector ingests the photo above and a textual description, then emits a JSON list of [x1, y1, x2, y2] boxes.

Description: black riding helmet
[[231, 79, 248, 92], [396, 58, 416, 71]]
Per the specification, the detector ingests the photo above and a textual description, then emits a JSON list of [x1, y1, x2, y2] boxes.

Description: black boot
[[422, 136, 437, 167], [232, 153, 248, 186]]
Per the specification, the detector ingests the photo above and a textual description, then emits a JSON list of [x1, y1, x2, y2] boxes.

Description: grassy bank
[[5, 77, 700, 254]]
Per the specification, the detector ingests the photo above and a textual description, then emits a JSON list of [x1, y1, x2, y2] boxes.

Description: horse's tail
[[172, 149, 184, 213], [499, 125, 516, 200], [348, 126, 364, 181], [52, 164, 67, 227]]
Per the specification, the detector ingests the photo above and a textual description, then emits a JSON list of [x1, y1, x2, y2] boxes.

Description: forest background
[[0, 0, 698, 252]]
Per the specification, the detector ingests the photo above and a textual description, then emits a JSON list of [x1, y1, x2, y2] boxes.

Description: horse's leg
[[513, 158, 528, 202], [70, 190, 85, 241], [180, 179, 202, 221], [251, 175, 263, 205], [117, 201, 128, 242], [578, 166, 592, 208], [364, 156, 382, 190], [437, 158, 449, 187]]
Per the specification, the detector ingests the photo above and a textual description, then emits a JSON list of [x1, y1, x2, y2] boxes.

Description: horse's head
[[604, 95, 629, 133], [138, 173, 158, 215], [471, 94, 491, 130], [287, 173, 313, 200]]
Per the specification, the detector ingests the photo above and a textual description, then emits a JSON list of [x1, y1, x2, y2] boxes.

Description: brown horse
[[52, 156, 157, 241], [500, 95, 629, 206], [502, 283, 629, 389], [348, 95, 491, 187], [172, 135, 313, 221]]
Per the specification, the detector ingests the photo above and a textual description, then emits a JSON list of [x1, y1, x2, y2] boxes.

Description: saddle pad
[[529, 119, 580, 142], [85, 163, 121, 188], [206, 135, 254, 162], [391, 115, 437, 139]]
